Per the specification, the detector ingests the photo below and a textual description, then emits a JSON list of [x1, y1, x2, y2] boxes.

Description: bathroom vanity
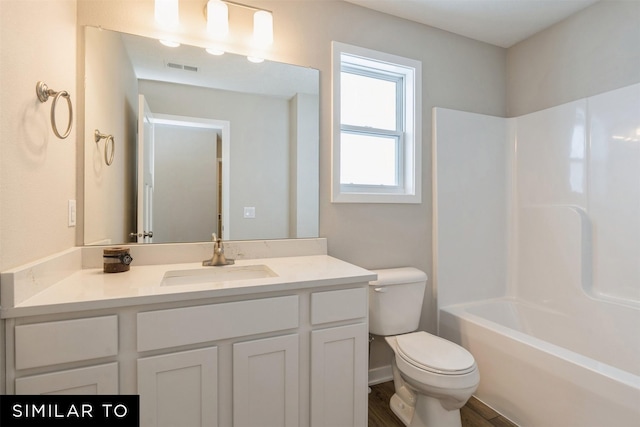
[[0, 239, 375, 427]]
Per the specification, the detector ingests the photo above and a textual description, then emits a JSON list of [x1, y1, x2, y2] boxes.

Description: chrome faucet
[[203, 233, 234, 266]]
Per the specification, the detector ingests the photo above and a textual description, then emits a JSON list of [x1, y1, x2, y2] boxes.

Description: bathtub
[[439, 298, 640, 427]]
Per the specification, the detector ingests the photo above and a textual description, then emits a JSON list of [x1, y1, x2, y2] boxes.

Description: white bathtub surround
[[434, 83, 640, 426], [432, 110, 512, 307]]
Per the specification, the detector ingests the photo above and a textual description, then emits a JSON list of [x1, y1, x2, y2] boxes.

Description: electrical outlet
[[68, 199, 76, 227], [243, 207, 256, 219]]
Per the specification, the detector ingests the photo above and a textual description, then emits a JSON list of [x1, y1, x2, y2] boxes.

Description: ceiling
[[343, 0, 600, 48]]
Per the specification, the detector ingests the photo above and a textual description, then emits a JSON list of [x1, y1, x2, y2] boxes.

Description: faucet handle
[[202, 232, 234, 266]]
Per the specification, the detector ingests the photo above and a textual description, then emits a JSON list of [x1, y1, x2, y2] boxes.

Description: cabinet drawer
[[138, 296, 299, 351], [311, 287, 367, 325], [15, 316, 118, 370], [15, 362, 118, 395]]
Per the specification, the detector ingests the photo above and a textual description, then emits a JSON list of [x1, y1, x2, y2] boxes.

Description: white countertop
[[2, 255, 376, 318]]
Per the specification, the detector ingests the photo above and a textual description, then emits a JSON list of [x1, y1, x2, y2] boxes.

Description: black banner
[[0, 395, 139, 427]]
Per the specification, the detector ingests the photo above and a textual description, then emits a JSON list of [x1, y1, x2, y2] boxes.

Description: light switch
[[243, 207, 256, 218], [68, 199, 77, 227]]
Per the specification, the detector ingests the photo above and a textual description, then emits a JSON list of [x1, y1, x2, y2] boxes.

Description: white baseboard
[[368, 364, 393, 386]]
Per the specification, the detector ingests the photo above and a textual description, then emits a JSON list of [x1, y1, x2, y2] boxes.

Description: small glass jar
[[103, 247, 133, 273]]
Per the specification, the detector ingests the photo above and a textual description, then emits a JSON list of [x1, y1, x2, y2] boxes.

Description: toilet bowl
[[369, 268, 480, 427], [385, 333, 479, 427]]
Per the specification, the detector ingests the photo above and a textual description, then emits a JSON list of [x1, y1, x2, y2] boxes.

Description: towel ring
[[36, 81, 73, 139], [95, 129, 115, 166]]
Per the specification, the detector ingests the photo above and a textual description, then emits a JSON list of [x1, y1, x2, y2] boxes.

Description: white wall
[[0, 0, 77, 271], [507, 0, 640, 117], [84, 26, 138, 245]]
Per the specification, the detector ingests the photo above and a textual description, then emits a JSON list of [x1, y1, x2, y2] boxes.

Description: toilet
[[369, 268, 479, 427]]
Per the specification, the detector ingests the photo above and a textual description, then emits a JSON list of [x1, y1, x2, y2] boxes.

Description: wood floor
[[368, 381, 518, 427]]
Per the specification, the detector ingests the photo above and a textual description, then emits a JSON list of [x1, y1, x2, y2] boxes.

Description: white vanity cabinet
[[4, 283, 369, 427]]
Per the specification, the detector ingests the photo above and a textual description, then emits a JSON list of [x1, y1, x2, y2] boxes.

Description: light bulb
[[207, 0, 229, 38], [155, 0, 179, 28], [253, 10, 273, 47]]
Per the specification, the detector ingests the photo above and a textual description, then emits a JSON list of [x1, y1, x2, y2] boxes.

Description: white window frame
[[331, 41, 422, 203]]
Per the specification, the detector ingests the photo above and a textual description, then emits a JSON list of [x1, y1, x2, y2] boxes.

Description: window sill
[[331, 191, 421, 204]]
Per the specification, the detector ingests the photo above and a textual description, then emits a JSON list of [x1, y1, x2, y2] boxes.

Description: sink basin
[[161, 264, 278, 286]]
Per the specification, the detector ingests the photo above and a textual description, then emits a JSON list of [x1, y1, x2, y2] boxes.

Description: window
[[332, 42, 422, 203]]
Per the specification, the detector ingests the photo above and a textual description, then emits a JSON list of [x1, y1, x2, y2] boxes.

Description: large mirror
[[84, 26, 319, 245]]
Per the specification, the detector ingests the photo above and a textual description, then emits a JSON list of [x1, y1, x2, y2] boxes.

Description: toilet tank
[[369, 267, 427, 336]]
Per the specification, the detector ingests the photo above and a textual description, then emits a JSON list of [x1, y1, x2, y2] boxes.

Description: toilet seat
[[395, 332, 476, 375]]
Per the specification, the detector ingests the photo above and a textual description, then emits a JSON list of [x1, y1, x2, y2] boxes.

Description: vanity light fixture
[[202, 0, 274, 59], [155, 0, 179, 28]]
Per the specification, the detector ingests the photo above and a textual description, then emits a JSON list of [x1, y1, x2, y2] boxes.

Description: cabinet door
[[311, 323, 368, 427], [138, 347, 218, 427], [15, 363, 118, 395], [233, 334, 299, 427]]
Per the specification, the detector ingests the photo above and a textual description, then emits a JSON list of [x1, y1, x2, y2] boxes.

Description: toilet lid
[[396, 332, 476, 375]]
